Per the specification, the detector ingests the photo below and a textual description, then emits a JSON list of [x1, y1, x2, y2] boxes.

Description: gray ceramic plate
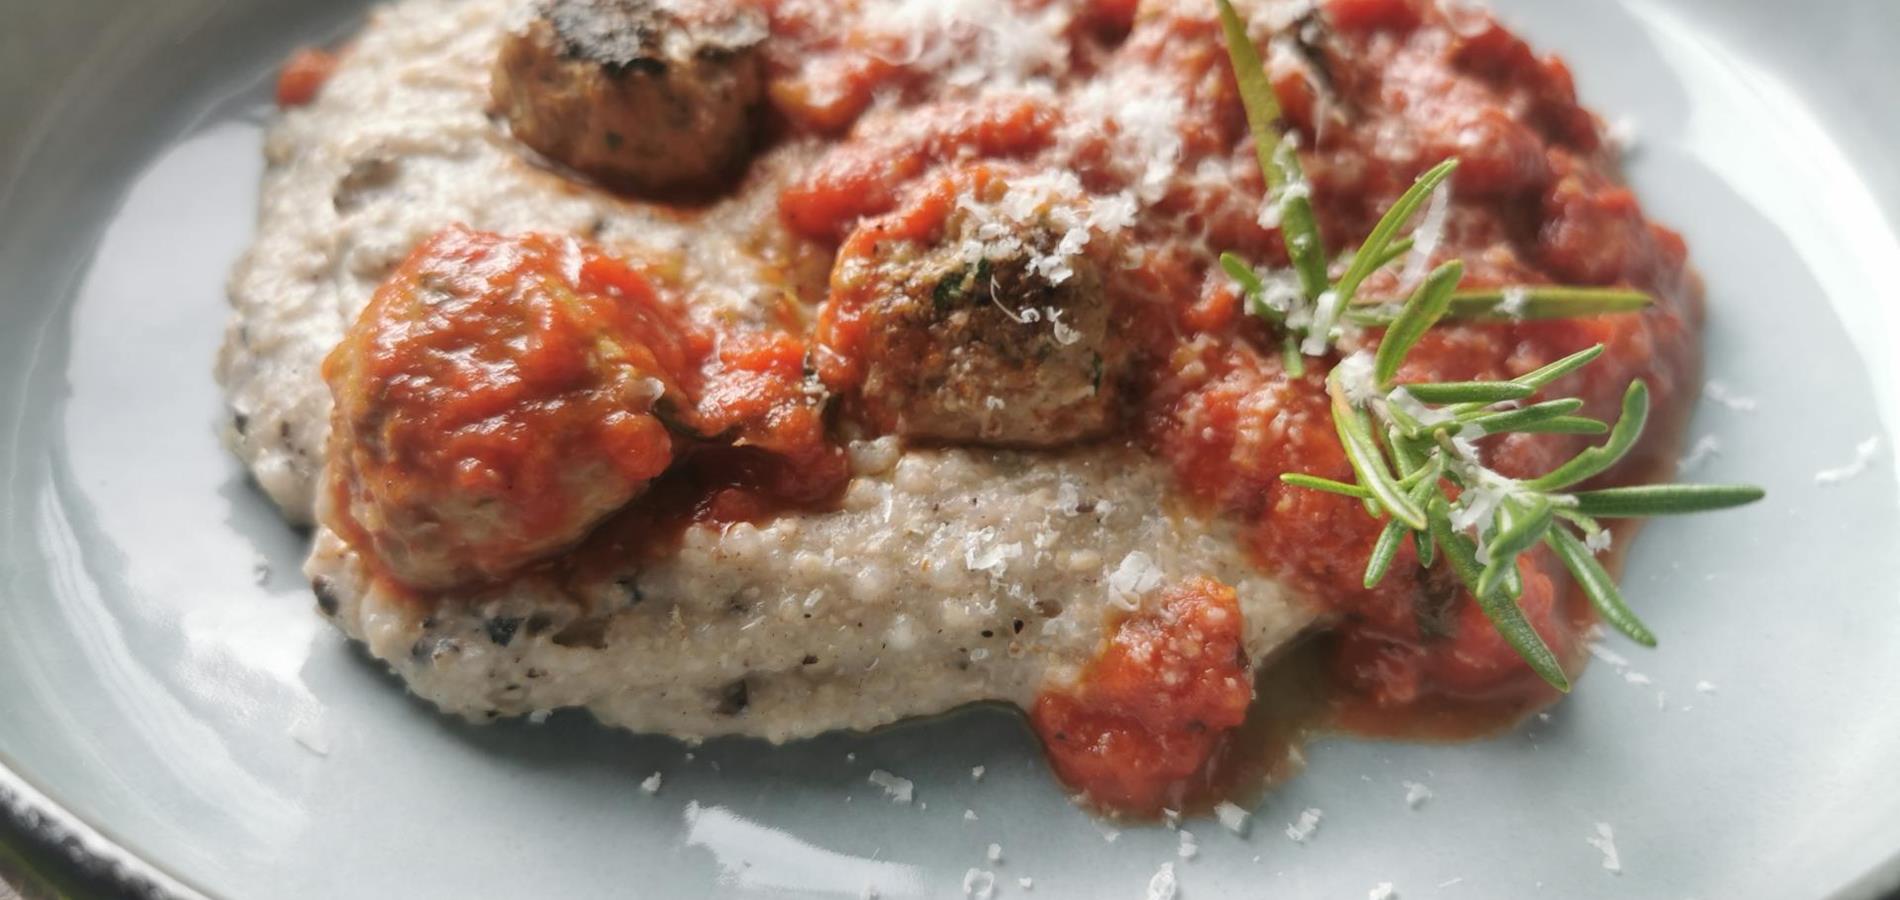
[[4, 0, 1900, 897]]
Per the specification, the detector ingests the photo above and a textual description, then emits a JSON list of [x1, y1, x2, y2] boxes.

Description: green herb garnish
[[1215, 0, 1764, 690]]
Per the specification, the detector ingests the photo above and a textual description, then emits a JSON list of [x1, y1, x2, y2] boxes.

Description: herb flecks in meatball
[[492, 0, 767, 196], [818, 167, 1139, 447], [322, 226, 702, 589]]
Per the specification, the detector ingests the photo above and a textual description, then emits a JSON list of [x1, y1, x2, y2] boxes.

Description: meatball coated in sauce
[[492, 0, 767, 196], [818, 169, 1137, 448], [323, 226, 702, 590]]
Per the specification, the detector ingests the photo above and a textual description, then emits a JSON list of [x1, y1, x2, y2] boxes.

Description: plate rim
[[0, 753, 207, 900], [4, 0, 1900, 897], [5, 732, 1900, 900]]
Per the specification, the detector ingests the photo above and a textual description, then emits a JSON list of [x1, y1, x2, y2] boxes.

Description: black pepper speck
[[312, 577, 339, 616], [716, 678, 749, 715], [485, 616, 524, 647]]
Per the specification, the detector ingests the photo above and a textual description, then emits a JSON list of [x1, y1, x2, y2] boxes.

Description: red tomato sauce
[[1031, 578, 1254, 814], [275, 47, 338, 108], [326, 227, 846, 590], [765, 0, 1699, 804], [315, 0, 1702, 813]]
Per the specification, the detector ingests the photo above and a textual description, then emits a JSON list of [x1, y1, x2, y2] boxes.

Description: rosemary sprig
[[1214, 0, 1765, 690], [1214, 0, 1660, 354]]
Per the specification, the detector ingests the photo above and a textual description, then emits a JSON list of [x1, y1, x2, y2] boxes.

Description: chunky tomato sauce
[[1032, 578, 1253, 814], [276, 47, 339, 108], [768, 0, 1696, 806], [325, 227, 844, 590], [763, 0, 1702, 805], [324, 0, 1700, 813]]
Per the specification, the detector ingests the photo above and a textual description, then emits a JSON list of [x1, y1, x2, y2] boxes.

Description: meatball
[[322, 226, 702, 589], [492, 0, 767, 196], [818, 169, 1136, 447]]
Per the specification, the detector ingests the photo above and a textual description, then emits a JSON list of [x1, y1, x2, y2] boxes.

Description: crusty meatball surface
[[492, 0, 767, 196], [323, 226, 701, 589], [818, 168, 1137, 447]]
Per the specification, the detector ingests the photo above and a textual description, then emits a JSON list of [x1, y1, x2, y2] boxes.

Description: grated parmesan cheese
[[987, 843, 1003, 863], [859, 0, 1070, 90], [1586, 640, 1631, 669], [964, 533, 1023, 576], [1146, 863, 1179, 900], [868, 769, 915, 804], [1301, 290, 1344, 356], [1215, 801, 1252, 835], [1333, 351, 1380, 405], [1397, 181, 1451, 292], [1177, 830, 1199, 860], [1498, 286, 1530, 319], [1679, 434, 1722, 472], [1606, 116, 1639, 154], [1369, 882, 1397, 900], [288, 717, 331, 757], [1585, 823, 1622, 874], [1106, 551, 1164, 609], [1285, 808, 1323, 843], [1815, 437, 1880, 485], [962, 867, 997, 899], [1703, 379, 1757, 412], [640, 772, 663, 794], [1403, 781, 1433, 809]]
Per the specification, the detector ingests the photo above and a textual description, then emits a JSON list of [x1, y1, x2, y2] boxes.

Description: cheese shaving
[[1815, 437, 1880, 485], [1585, 822, 1622, 874]]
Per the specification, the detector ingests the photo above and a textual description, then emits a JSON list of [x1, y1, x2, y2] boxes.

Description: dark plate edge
[[0, 758, 210, 900]]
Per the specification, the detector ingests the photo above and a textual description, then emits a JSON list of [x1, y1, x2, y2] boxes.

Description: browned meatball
[[819, 169, 1136, 447], [322, 227, 700, 590], [492, 0, 767, 196]]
